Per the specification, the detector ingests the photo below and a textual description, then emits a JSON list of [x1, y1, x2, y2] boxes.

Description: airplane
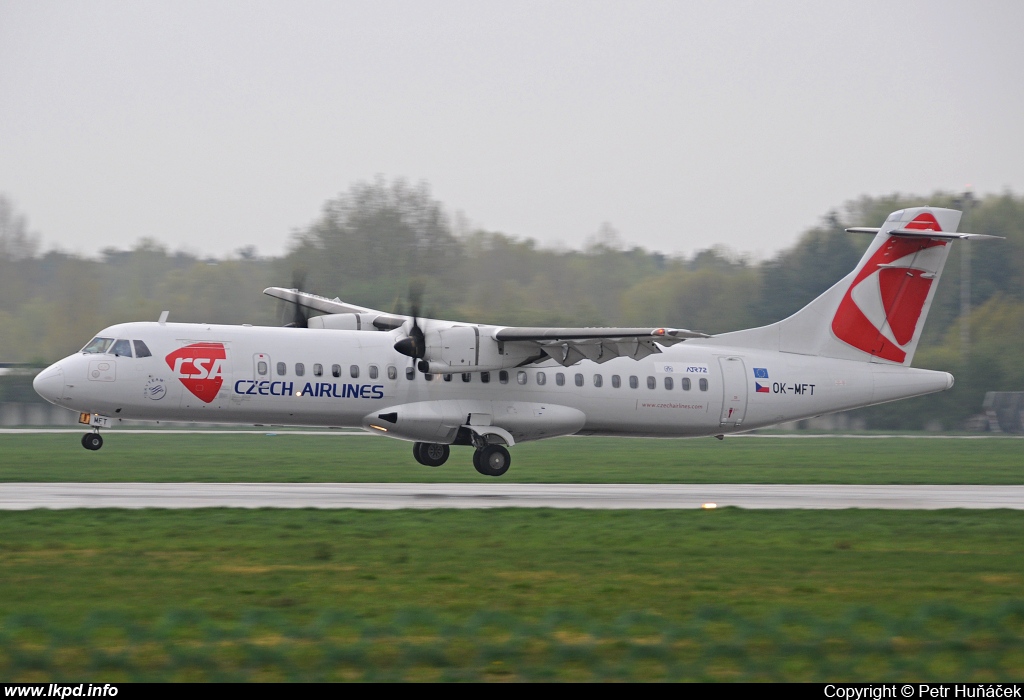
[[32, 206, 1001, 476]]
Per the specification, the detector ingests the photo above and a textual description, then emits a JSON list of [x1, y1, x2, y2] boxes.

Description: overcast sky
[[1, 0, 1022, 260]]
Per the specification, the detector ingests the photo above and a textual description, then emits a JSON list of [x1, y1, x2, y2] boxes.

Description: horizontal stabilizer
[[845, 227, 1004, 241]]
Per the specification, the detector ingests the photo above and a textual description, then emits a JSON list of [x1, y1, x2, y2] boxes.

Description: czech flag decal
[[753, 368, 770, 393]]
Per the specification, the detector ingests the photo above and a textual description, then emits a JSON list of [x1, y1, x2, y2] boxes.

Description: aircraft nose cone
[[33, 363, 65, 404]]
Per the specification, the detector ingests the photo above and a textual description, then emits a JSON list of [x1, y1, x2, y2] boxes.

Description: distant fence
[[0, 402, 79, 427], [3, 604, 1024, 681], [985, 392, 1024, 434]]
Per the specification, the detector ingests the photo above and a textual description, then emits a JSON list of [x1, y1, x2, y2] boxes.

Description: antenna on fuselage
[[158, 311, 169, 325]]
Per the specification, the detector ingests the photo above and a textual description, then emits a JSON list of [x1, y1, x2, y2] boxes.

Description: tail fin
[[713, 207, 969, 366]]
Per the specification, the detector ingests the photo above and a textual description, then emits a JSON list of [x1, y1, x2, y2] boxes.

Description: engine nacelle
[[419, 326, 535, 373], [308, 313, 383, 331]]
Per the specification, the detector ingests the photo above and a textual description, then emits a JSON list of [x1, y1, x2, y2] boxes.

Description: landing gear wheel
[[473, 444, 511, 477], [413, 442, 449, 467], [82, 433, 103, 451]]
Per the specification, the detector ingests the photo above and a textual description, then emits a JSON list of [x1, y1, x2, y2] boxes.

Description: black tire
[[475, 444, 511, 477], [413, 442, 449, 467], [82, 433, 103, 451]]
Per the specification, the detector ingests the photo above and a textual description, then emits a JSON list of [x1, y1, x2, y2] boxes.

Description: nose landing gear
[[81, 432, 103, 451]]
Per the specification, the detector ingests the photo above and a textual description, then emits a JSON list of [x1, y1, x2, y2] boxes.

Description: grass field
[[4, 508, 1024, 680], [3, 508, 1023, 624], [2, 433, 1024, 483]]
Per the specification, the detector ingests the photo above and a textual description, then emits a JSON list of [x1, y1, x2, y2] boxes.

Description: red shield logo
[[165, 343, 227, 403]]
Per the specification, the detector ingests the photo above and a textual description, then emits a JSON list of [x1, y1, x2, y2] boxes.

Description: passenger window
[[277, 362, 287, 376], [517, 371, 527, 385], [480, 372, 490, 384], [406, 366, 416, 380], [556, 373, 565, 387], [111, 339, 132, 357], [664, 377, 673, 390], [462, 373, 472, 383], [594, 374, 603, 388], [612, 375, 621, 388], [350, 365, 360, 378], [387, 365, 398, 380], [536, 371, 546, 385], [332, 364, 342, 378], [499, 371, 509, 384], [647, 376, 656, 390], [443, 374, 453, 382], [369, 365, 379, 379], [682, 377, 691, 391], [257, 361, 268, 376], [295, 363, 305, 377], [574, 373, 584, 387], [133, 340, 152, 358], [313, 363, 323, 377], [82, 337, 114, 354], [629, 376, 639, 389], [699, 378, 708, 391]]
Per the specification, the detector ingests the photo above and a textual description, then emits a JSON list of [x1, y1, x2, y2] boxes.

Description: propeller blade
[[281, 271, 310, 328], [394, 281, 427, 360]]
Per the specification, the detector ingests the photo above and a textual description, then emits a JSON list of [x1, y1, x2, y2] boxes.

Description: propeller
[[280, 270, 310, 328], [394, 281, 427, 368]]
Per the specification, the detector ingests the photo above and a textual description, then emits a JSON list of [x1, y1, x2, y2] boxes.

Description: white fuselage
[[34, 321, 953, 441]]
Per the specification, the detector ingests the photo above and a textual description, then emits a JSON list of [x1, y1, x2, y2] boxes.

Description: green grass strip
[[4, 603, 1024, 681], [3, 434, 1024, 483], [2, 509, 1024, 623]]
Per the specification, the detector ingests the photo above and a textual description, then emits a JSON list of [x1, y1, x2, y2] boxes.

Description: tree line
[[1, 180, 1022, 429]]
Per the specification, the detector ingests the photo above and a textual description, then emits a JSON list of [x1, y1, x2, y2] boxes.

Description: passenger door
[[718, 356, 748, 427]]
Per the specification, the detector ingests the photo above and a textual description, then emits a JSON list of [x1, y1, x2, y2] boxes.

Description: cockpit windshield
[[82, 337, 114, 354], [110, 339, 132, 357]]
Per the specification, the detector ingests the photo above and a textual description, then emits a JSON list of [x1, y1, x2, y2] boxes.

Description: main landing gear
[[413, 442, 450, 467], [473, 444, 511, 477], [81, 432, 103, 451], [412, 441, 512, 476]]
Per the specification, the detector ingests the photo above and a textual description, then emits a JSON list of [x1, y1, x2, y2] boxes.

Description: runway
[[1, 428, 1022, 438], [3, 483, 1024, 510]]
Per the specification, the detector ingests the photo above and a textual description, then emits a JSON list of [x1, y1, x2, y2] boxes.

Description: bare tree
[[0, 195, 40, 261]]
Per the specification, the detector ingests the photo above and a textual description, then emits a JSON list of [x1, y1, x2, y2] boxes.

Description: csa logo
[[165, 342, 226, 404], [831, 213, 947, 363]]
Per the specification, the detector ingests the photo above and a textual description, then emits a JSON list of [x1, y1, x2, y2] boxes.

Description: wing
[[494, 326, 710, 366], [263, 287, 408, 330], [264, 286, 711, 368]]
